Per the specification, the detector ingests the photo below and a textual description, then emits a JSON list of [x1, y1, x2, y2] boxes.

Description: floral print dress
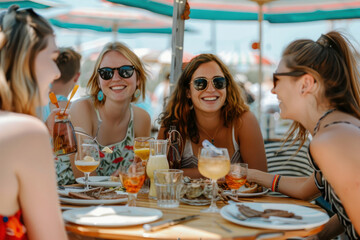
[[55, 105, 135, 185], [0, 210, 27, 240]]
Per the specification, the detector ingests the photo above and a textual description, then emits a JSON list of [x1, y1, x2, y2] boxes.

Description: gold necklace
[[198, 124, 221, 144]]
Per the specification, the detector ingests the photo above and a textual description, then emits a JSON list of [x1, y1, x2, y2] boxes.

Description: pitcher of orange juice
[[146, 140, 169, 199]]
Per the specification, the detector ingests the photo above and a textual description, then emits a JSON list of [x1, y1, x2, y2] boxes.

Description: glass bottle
[[52, 114, 77, 156]]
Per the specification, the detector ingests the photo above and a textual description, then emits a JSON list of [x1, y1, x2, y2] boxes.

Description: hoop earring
[[134, 88, 141, 98], [97, 90, 104, 101]]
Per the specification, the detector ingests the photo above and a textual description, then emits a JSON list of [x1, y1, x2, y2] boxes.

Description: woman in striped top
[[247, 31, 360, 239]]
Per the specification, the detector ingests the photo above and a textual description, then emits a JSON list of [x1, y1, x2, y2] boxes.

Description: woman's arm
[[237, 111, 267, 171], [69, 98, 94, 136], [247, 169, 320, 200], [305, 215, 344, 240], [133, 106, 151, 137], [16, 118, 67, 240], [312, 126, 360, 234], [69, 99, 95, 178]]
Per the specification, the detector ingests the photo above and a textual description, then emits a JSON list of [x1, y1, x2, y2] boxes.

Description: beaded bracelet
[[271, 175, 281, 192], [275, 175, 281, 192]]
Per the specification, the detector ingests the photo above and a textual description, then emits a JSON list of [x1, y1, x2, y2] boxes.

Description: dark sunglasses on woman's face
[[191, 77, 227, 91], [97, 65, 135, 80], [272, 71, 306, 87]]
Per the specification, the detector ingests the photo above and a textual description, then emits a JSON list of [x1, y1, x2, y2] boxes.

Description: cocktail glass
[[225, 163, 248, 200], [119, 162, 146, 207], [198, 147, 230, 213], [134, 137, 153, 194], [134, 137, 153, 165], [74, 133, 100, 190]]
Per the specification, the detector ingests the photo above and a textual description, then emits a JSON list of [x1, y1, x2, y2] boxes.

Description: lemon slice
[[83, 156, 95, 162], [102, 146, 113, 154]]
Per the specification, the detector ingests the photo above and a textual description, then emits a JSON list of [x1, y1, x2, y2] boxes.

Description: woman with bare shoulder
[[0, 5, 67, 240]]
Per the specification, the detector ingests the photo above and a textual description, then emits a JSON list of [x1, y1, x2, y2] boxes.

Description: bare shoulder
[[0, 113, 51, 165], [133, 105, 151, 137], [0, 112, 49, 140], [70, 97, 93, 114], [311, 122, 360, 165], [235, 111, 259, 129], [70, 97, 96, 134]]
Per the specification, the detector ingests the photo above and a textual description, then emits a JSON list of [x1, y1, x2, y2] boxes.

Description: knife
[[143, 215, 200, 232]]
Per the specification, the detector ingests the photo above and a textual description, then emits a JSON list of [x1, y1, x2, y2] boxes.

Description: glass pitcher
[[146, 140, 169, 199], [52, 114, 77, 156]]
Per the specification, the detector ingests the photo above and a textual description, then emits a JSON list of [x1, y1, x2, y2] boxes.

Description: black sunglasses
[[273, 71, 306, 87], [98, 65, 135, 80], [191, 77, 227, 91]]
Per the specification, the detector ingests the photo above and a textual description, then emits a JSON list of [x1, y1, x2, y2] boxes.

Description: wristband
[[275, 175, 281, 192], [271, 175, 280, 192]]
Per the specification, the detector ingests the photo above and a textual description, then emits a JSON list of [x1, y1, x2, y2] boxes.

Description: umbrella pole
[[257, 2, 264, 122], [112, 22, 118, 42], [170, 0, 186, 94]]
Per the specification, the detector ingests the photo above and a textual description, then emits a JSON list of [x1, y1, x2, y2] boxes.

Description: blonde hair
[[0, 5, 54, 116], [87, 42, 148, 108]]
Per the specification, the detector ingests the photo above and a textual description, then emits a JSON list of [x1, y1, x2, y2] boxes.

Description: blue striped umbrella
[[0, 0, 60, 9], [49, 7, 173, 34], [104, 0, 360, 23]]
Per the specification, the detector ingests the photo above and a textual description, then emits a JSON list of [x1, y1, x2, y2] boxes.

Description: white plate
[[220, 202, 329, 230], [224, 188, 269, 197], [63, 206, 162, 227], [58, 188, 126, 197], [59, 195, 127, 205], [76, 176, 122, 188], [180, 198, 211, 206], [58, 188, 86, 197]]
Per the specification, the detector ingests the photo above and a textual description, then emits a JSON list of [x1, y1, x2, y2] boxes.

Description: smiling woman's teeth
[[203, 97, 217, 101], [111, 86, 126, 90]]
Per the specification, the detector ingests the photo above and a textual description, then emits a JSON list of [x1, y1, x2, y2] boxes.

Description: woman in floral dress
[[56, 42, 151, 185]]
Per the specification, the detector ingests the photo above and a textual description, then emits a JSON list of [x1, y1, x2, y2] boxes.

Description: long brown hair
[[159, 53, 249, 144], [282, 31, 360, 145], [0, 5, 54, 116]]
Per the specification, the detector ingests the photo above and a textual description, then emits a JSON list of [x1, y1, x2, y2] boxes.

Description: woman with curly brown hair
[[157, 53, 267, 178], [247, 31, 360, 239]]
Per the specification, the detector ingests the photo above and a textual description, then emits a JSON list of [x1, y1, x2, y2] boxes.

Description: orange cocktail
[[225, 163, 248, 200]]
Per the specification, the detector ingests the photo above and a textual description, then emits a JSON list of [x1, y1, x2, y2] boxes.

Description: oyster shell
[[181, 178, 212, 199]]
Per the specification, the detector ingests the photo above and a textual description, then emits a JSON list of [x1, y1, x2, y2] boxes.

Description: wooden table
[[64, 193, 326, 240]]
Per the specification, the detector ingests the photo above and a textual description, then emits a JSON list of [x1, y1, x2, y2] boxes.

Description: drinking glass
[[225, 163, 248, 200], [198, 147, 230, 213], [74, 132, 100, 190], [146, 140, 169, 199], [134, 137, 153, 194], [154, 169, 183, 208], [119, 162, 146, 207], [134, 137, 153, 165], [53, 114, 77, 156]]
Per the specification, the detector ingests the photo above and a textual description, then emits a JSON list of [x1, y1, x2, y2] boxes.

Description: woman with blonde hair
[[0, 5, 67, 240], [58, 42, 151, 182], [158, 53, 267, 177], [247, 31, 360, 239]]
